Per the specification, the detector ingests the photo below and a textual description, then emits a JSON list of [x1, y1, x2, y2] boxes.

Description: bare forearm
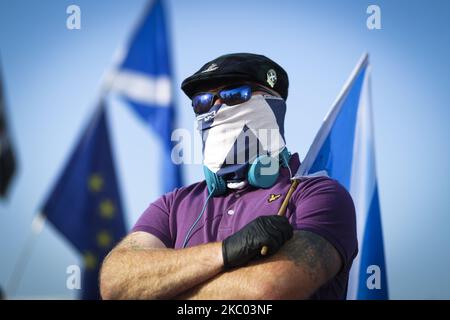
[[178, 231, 340, 300], [178, 257, 311, 300], [100, 242, 223, 299], [177, 259, 281, 300]]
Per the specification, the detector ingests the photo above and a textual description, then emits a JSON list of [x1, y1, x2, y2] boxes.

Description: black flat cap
[[181, 53, 289, 100]]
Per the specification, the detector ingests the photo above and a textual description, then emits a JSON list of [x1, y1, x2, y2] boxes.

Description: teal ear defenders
[[203, 148, 291, 196]]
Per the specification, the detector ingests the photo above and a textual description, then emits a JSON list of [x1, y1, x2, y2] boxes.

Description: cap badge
[[201, 63, 219, 73], [266, 69, 277, 88]]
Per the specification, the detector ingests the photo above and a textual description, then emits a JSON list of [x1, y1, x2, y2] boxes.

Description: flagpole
[[4, 0, 154, 298], [4, 81, 117, 298], [4, 56, 118, 300], [5, 213, 46, 297]]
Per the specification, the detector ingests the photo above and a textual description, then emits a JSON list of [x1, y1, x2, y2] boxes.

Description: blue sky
[[1, 0, 450, 298]]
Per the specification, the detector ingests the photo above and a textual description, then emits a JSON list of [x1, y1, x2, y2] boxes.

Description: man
[[100, 53, 358, 300]]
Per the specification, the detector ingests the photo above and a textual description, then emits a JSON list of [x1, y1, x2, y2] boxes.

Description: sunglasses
[[191, 84, 274, 114]]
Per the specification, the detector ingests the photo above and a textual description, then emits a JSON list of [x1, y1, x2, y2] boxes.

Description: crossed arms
[[99, 229, 342, 300]]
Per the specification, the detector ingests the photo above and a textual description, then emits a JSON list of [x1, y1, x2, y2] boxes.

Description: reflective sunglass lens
[[219, 85, 251, 106], [192, 93, 214, 113]]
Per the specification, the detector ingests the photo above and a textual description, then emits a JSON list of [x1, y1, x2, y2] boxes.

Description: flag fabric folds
[[41, 104, 127, 299], [38, 0, 181, 299], [107, 0, 182, 193], [296, 54, 388, 299], [0, 64, 17, 198]]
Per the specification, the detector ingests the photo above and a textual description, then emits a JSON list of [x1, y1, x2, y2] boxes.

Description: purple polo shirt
[[132, 153, 358, 300]]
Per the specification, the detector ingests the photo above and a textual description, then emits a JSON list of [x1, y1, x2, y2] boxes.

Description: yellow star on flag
[[83, 251, 97, 271], [96, 230, 113, 248], [88, 174, 103, 192], [99, 199, 115, 219]]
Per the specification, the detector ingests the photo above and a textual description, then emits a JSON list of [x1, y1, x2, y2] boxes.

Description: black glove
[[222, 215, 293, 269]]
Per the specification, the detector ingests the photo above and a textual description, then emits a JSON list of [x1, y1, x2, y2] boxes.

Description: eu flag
[[41, 104, 127, 299], [106, 0, 182, 193], [296, 54, 388, 299]]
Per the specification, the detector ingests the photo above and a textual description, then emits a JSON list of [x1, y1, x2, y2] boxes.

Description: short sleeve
[[131, 193, 174, 248], [291, 177, 358, 272]]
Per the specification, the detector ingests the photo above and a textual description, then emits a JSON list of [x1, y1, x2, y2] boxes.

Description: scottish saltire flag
[[106, 0, 182, 193], [41, 104, 127, 299], [296, 54, 388, 299]]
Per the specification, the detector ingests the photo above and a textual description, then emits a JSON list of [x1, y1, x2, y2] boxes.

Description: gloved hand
[[222, 215, 293, 269]]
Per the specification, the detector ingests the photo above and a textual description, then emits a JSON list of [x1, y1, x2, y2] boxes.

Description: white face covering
[[196, 94, 287, 182]]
